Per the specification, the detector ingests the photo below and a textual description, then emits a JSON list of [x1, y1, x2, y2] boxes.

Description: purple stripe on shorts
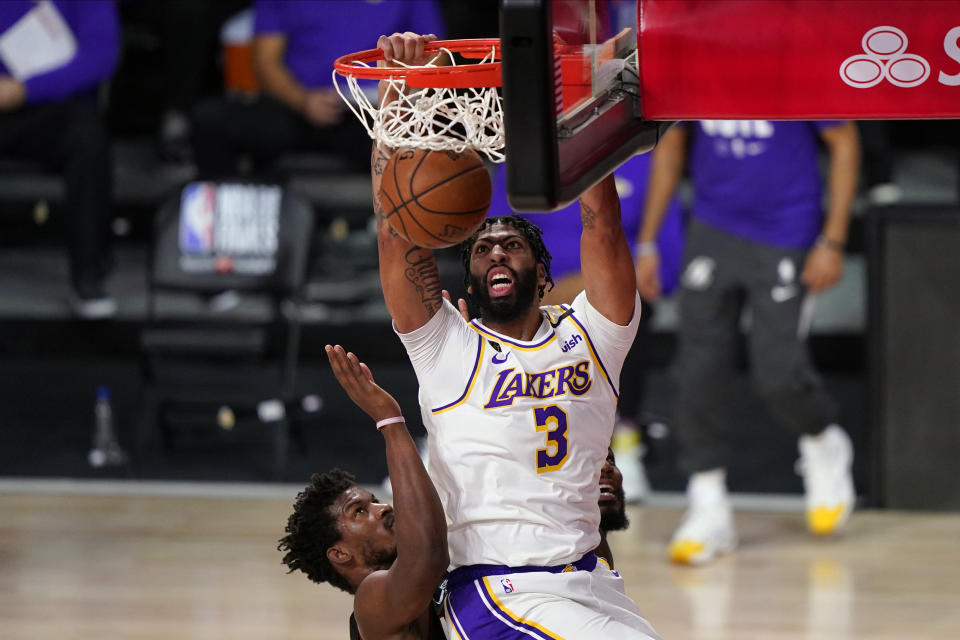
[[446, 577, 559, 640]]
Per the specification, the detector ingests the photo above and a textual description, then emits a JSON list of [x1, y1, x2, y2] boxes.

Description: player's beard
[[364, 545, 397, 572], [600, 488, 630, 532], [470, 264, 539, 324]]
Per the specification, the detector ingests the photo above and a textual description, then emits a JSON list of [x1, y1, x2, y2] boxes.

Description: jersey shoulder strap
[[349, 613, 361, 640]]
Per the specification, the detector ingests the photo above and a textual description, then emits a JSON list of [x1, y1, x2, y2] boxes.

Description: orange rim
[[333, 38, 502, 89]]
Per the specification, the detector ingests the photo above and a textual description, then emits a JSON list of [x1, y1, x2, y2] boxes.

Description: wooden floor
[[2, 482, 958, 640]]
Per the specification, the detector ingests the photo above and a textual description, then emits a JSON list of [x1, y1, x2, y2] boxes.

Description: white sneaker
[[797, 424, 855, 536], [70, 291, 117, 320], [868, 182, 903, 206], [611, 421, 650, 503], [669, 469, 737, 565]]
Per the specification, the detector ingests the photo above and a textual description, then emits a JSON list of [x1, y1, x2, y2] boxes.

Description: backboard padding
[[500, 0, 671, 211]]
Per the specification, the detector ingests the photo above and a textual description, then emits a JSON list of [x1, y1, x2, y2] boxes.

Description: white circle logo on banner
[[840, 26, 930, 88]]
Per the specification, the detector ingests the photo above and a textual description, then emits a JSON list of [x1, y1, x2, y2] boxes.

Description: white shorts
[[441, 556, 661, 640]]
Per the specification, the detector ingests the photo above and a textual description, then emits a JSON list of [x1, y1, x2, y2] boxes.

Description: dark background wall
[[0, 2, 958, 507]]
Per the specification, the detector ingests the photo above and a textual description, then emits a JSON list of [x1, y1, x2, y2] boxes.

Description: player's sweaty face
[[469, 223, 539, 322], [331, 487, 397, 566]]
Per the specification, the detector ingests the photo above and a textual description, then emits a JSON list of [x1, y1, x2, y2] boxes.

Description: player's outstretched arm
[[578, 173, 637, 325], [372, 32, 444, 334], [325, 344, 448, 639], [635, 125, 688, 301]]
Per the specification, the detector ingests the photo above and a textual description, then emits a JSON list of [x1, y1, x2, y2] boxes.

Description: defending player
[[279, 344, 448, 640], [279, 343, 634, 640], [373, 30, 660, 640], [597, 446, 631, 570]]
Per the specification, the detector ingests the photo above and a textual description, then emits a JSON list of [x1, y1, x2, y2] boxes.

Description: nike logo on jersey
[[491, 351, 510, 364]]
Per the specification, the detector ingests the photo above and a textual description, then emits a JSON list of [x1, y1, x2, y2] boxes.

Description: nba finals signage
[[178, 182, 281, 276], [638, 0, 960, 119]]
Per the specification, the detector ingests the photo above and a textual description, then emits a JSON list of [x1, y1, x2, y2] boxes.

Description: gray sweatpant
[[673, 220, 839, 474]]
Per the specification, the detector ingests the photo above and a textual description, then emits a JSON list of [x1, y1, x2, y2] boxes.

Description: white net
[[333, 47, 505, 163]]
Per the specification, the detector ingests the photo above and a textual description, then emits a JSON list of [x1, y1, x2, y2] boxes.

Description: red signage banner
[[638, 0, 960, 119]]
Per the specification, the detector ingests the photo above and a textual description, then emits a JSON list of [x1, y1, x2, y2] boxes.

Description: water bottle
[[88, 386, 128, 468]]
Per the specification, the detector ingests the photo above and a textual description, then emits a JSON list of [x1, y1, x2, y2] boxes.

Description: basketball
[[378, 148, 491, 249]]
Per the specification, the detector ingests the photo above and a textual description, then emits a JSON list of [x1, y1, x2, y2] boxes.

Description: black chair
[[136, 181, 314, 479]]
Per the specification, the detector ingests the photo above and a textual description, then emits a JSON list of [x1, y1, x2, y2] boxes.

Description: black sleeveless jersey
[[348, 612, 445, 640]]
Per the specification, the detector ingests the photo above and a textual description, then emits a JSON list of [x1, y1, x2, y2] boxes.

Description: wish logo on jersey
[[560, 333, 583, 352], [484, 361, 592, 409]]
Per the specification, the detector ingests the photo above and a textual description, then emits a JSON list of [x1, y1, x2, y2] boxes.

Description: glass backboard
[[500, 0, 672, 211]]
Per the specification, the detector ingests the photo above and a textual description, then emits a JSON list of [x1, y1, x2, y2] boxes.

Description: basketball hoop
[[333, 39, 505, 162]]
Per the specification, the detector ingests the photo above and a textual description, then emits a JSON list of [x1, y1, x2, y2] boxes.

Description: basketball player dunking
[[278, 338, 634, 640], [374, 31, 660, 640]]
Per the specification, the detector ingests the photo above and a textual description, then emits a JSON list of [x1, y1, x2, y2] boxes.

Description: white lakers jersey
[[397, 291, 641, 568]]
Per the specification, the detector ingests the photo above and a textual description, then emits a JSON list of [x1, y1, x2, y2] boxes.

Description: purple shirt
[[0, 0, 119, 105], [687, 120, 845, 250], [254, 0, 445, 89], [489, 153, 685, 296]]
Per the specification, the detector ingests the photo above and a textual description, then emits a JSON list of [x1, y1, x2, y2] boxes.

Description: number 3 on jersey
[[534, 405, 569, 472]]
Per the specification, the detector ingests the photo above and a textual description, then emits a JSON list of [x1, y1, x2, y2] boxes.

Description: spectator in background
[[110, 0, 251, 163], [487, 154, 685, 503], [635, 120, 860, 565], [191, 0, 445, 181], [0, 0, 120, 319]]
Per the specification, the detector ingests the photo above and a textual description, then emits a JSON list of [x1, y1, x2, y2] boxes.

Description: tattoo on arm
[[372, 145, 399, 237], [372, 152, 388, 177], [404, 248, 442, 315], [373, 201, 399, 237], [581, 202, 597, 230]]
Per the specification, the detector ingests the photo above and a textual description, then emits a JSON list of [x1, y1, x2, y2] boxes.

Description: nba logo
[[500, 578, 514, 594], [179, 182, 216, 254]]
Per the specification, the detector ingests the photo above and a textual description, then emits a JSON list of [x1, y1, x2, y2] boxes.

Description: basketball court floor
[[1, 480, 958, 639]]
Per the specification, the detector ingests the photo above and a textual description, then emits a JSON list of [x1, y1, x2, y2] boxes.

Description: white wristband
[[815, 236, 844, 252], [637, 241, 658, 257], [375, 416, 405, 431]]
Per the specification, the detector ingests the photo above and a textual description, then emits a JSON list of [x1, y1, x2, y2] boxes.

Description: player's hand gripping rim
[[376, 32, 439, 69]]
